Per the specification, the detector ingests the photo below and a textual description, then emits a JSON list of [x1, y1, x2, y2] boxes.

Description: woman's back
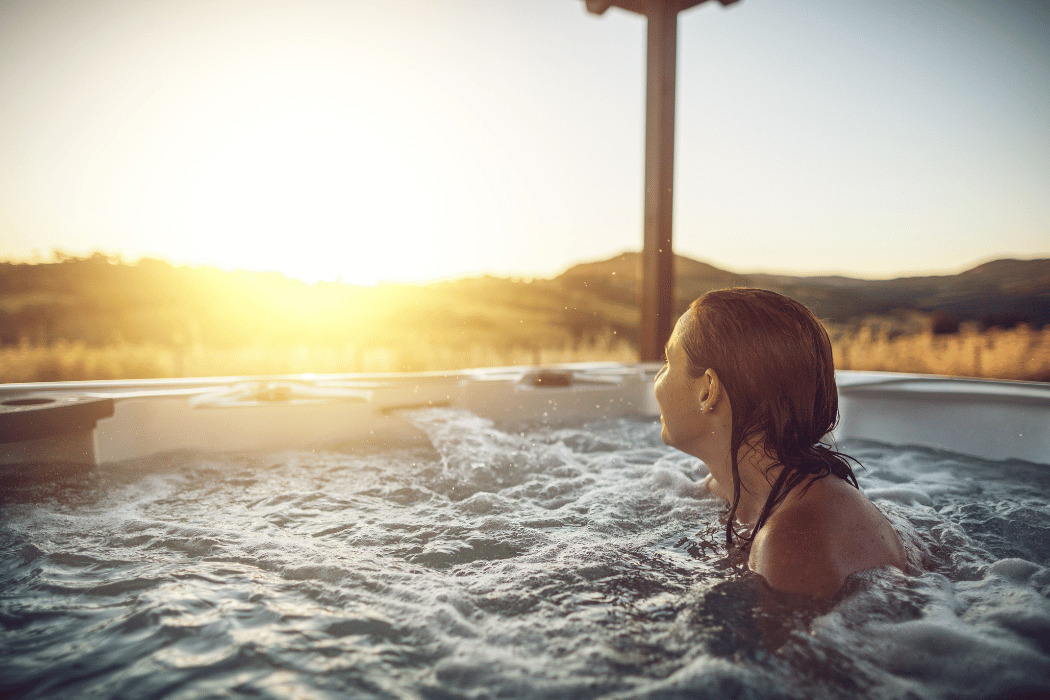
[[747, 475, 906, 597]]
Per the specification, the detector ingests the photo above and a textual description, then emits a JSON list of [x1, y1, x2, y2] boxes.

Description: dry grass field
[[2, 324, 1047, 384], [831, 323, 1050, 382], [0, 336, 638, 383], [2, 256, 1047, 385]]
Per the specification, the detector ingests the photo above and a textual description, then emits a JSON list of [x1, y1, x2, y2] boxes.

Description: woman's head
[[680, 288, 838, 456], [676, 288, 857, 545]]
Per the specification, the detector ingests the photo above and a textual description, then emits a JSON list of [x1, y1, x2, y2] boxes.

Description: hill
[[556, 252, 1050, 327], [0, 249, 1047, 354], [1, 251, 1048, 381]]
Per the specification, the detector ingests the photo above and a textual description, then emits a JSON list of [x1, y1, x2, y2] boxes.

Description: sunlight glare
[[181, 111, 433, 284]]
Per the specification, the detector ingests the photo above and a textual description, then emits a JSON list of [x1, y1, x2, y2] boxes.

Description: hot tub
[[1, 366, 1048, 698], [2, 365, 1047, 467]]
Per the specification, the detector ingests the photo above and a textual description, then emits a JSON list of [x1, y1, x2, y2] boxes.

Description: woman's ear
[[697, 368, 723, 413]]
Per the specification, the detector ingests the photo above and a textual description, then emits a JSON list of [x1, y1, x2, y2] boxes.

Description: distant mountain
[[555, 252, 1050, 327], [954, 258, 1050, 295], [560, 251, 744, 285], [2, 252, 1046, 360], [558, 251, 747, 309]]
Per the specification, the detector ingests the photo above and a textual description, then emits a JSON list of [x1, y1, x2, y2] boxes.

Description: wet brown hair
[[680, 288, 858, 548]]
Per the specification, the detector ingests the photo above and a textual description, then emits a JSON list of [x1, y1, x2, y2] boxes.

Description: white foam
[[2, 419, 1048, 699], [986, 558, 1044, 584], [866, 485, 934, 507]]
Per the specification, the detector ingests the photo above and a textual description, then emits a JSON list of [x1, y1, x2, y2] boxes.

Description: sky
[[1, 0, 1048, 284]]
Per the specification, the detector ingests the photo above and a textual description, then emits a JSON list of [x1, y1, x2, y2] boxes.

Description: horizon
[[3, 247, 1046, 287], [2, 0, 1048, 284]]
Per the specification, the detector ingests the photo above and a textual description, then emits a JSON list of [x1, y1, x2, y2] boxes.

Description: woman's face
[[653, 315, 705, 454]]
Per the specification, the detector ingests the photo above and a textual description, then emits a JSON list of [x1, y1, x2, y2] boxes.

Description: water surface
[[1, 409, 1048, 698]]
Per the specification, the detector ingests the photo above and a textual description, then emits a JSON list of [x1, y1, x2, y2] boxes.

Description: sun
[[136, 70, 451, 285], [184, 114, 428, 283]]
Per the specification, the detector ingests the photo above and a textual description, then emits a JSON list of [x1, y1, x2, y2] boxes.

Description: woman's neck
[[729, 446, 784, 526]]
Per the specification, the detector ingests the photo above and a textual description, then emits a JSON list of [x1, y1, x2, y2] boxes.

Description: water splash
[[0, 416, 1047, 698]]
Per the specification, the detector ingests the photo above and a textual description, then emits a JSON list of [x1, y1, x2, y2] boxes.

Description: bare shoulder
[[749, 477, 906, 598]]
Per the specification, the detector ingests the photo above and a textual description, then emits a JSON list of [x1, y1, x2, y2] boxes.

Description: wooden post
[[582, 0, 739, 360], [639, 0, 677, 361]]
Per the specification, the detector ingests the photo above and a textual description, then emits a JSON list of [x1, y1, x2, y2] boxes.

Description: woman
[[654, 288, 905, 597]]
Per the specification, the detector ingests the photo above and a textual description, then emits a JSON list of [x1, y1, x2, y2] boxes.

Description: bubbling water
[[0, 409, 1048, 698]]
